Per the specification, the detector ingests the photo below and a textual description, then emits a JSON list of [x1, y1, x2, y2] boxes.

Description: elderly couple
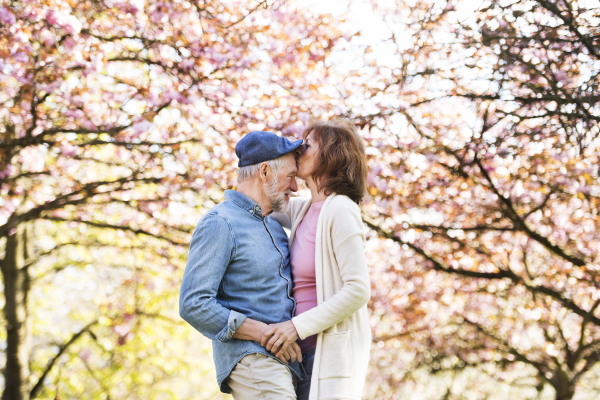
[[179, 119, 371, 400]]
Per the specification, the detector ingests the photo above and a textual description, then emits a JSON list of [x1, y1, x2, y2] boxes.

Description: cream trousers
[[224, 353, 297, 400]]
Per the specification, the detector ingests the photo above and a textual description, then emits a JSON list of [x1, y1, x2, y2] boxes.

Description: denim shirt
[[179, 190, 302, 393]]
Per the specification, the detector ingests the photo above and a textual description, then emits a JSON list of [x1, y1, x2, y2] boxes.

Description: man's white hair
[[238, 156, 286, 183]]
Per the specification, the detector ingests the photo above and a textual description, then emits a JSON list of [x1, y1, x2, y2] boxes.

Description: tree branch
[[43, 217, 187, 246], [474, 156, 586, 266], [363, 216, 600, 327], [462, 317, 549, 374], [0, 175, 163, 237], [30, 321, 98, 399]]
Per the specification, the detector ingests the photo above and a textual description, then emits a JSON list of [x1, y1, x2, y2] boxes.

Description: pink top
[[290, 200, 324, 353]]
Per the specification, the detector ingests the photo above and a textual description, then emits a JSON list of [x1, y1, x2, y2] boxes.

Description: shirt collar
[[225, 190, 265, 218]]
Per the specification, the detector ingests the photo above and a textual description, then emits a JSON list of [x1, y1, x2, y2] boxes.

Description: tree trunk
[[555, 389, 575, 400], [551, 368, 575, 400], [2, 224, 33, 400]]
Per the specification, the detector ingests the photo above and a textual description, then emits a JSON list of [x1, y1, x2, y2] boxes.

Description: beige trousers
[[224, 353, 297, 400]]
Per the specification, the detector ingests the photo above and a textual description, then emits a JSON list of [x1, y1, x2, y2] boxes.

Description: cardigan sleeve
[[269, 210, 292, 230], [291, 198, 371, 339], [270, 197, 309, 230]]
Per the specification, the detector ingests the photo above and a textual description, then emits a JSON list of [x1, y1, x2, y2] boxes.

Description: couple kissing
[[179, 119, 371, 400]]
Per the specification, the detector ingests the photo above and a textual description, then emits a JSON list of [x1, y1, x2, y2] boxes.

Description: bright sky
[[293, 0, 491, 88], [297, 0, 487, 37]]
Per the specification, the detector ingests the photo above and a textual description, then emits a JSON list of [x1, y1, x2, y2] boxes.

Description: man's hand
[[261, 320, 300, 360], [232, 318, 269, 342]]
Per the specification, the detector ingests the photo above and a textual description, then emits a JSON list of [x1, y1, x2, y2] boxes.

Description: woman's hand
[[278, 341, 303, 364], [261, 321, 301, 362]]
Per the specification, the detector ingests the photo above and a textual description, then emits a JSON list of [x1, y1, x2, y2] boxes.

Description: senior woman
[[261, 119, 371, 400]]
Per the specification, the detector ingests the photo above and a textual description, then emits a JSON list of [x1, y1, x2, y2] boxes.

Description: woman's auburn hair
[[303, 118, 368, 204]]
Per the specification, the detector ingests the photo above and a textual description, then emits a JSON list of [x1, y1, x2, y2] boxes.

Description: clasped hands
[[261, 320, 302, 365]]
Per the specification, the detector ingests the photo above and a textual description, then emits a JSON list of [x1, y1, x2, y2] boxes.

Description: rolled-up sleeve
[[179, 213, 246, 342]]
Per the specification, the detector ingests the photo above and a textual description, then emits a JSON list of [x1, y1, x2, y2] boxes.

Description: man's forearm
[[232, 318, 269, 342]]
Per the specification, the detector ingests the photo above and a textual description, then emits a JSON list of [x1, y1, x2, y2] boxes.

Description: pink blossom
[[14, 53, 29, 63], [45, 9, 82, 34], [239, 56, 253, 68], [63, 15, 82, 35], [426, 153, 437, 163], [298, 112, 311, 122], [164, 89, 191, 105], [61, 143, 78, 157], [79, 350, 92, 362], [81, 120, 96, 130], [180, 59, 195, 71], [25, 7, 43, 23], [63, 36, 76, 50], [132, 120, 153, 136], [38, 80, 62, 94], [221, 84, 234, 97], [282, 124, 304, 136], [46, 9, 59, 25], [554, 70, 571, 84], [70, 95, 85, 107], [107, 0, 144, 14], [0, 6, 16, 25], [39, 29, 55, 47], [376, 180, 389, 192], [114, 323, 130, 336], [497, 148, 510, 158], [129, 0, 145, 14], [397, 102, 409, 111], [0, 165, 13, 179], [150, 2, 171, 23], [9, 114, 23, 126], [65, 109, 85, 118]]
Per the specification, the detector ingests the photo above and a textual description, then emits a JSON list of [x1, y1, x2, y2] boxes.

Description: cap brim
[[236, 137, 304, 167], [285, 139, 304, 154]]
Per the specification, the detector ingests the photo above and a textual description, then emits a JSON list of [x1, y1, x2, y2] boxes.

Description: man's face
[[264, 152, 298, 213], [276, 152, 299, 202]]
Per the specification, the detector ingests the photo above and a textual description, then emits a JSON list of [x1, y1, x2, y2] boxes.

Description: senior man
[[179, 131, 305, 399]]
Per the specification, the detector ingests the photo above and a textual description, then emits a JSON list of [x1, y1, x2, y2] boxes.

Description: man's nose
[[290, 177, 298, 192]]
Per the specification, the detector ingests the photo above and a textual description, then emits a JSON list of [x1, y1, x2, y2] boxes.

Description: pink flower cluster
[[0, 6, 16, 25], [46, 9, 82, 35]]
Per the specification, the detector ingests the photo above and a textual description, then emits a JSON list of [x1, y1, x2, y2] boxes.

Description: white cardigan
[[273, 194, 372, 400]]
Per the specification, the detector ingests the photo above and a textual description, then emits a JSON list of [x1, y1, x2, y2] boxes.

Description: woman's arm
[[262, 199, 370, 354], [291, 202, 371, 339], [269, 210, 292, 230], [269, 197, 308, 229]]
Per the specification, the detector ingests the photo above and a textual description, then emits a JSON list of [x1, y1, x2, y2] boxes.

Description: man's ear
[[259, 162, 270, 183]]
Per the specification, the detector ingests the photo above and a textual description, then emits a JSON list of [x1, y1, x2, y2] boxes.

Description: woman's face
[[297, 131, 319, 180]]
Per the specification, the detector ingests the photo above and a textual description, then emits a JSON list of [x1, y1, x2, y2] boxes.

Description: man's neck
[[237, 180, 272, 216]]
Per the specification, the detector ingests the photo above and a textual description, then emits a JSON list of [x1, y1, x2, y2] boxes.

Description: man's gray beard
[[264, 176, 290, 213]]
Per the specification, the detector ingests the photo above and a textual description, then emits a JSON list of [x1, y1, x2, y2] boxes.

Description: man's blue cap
[[235, 131, 303, 167]]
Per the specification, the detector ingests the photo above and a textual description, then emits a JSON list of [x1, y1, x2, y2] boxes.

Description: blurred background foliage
[[1, 0, 599, 399]]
